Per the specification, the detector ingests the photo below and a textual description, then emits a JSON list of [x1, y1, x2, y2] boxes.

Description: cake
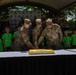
[[28, 49, 55, 54]]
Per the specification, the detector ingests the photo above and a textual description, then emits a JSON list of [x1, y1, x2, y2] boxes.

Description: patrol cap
[[46, 18, 53, 25], [24, 19, 31, 25], [36, 19, 42, 25], [36, 19, 42, 24]]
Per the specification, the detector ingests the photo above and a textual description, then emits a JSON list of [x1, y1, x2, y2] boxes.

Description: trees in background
[[64, 5, 76, 29], [0, 6, 54, 20], [0, 5, 76, 29]]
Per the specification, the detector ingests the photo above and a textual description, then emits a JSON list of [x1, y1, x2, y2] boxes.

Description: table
[[0, 49, 76, 75]]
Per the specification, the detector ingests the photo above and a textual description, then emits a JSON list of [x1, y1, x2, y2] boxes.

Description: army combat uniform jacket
[[32, 26, 43, 48], [38, 24, 63, 49], [12, 26, 35, 51]]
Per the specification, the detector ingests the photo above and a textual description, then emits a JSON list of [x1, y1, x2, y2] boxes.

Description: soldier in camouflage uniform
[[32, 19, 43, 48], [12, 19, 35, 51], [38, 18, 63, 49]]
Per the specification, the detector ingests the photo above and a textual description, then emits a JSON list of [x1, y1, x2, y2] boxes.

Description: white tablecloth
[[0, 49, 76, 58]]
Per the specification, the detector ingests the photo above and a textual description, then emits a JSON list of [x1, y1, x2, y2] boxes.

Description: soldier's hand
[[59, 39, 62, 43], [36, 47, 39, 49], [35, 45, 39, 49], [31, 46, 35, 49]]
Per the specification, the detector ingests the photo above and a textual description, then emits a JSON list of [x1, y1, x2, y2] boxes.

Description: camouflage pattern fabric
[[12, 26, 35, 51], [38, 24, 63, 49], [32, 26, 42, 48]]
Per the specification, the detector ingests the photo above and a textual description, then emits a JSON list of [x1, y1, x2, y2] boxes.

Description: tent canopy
[[0, 0, 76, 11]]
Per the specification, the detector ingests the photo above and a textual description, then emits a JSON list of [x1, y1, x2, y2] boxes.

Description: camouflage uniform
[[38, 24, 63, 49], [12, 26, 35, 51], [32, 26, 42, 48]]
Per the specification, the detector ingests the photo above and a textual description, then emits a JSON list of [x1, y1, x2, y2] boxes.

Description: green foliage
[[64, 5, 76, 28], [68, 20, 75, 29], [64, 5, 76, 20], [0, 5, 54, 20]]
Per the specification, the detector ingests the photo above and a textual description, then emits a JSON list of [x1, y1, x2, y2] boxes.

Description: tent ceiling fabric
[[0, 0, 76, 10]]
